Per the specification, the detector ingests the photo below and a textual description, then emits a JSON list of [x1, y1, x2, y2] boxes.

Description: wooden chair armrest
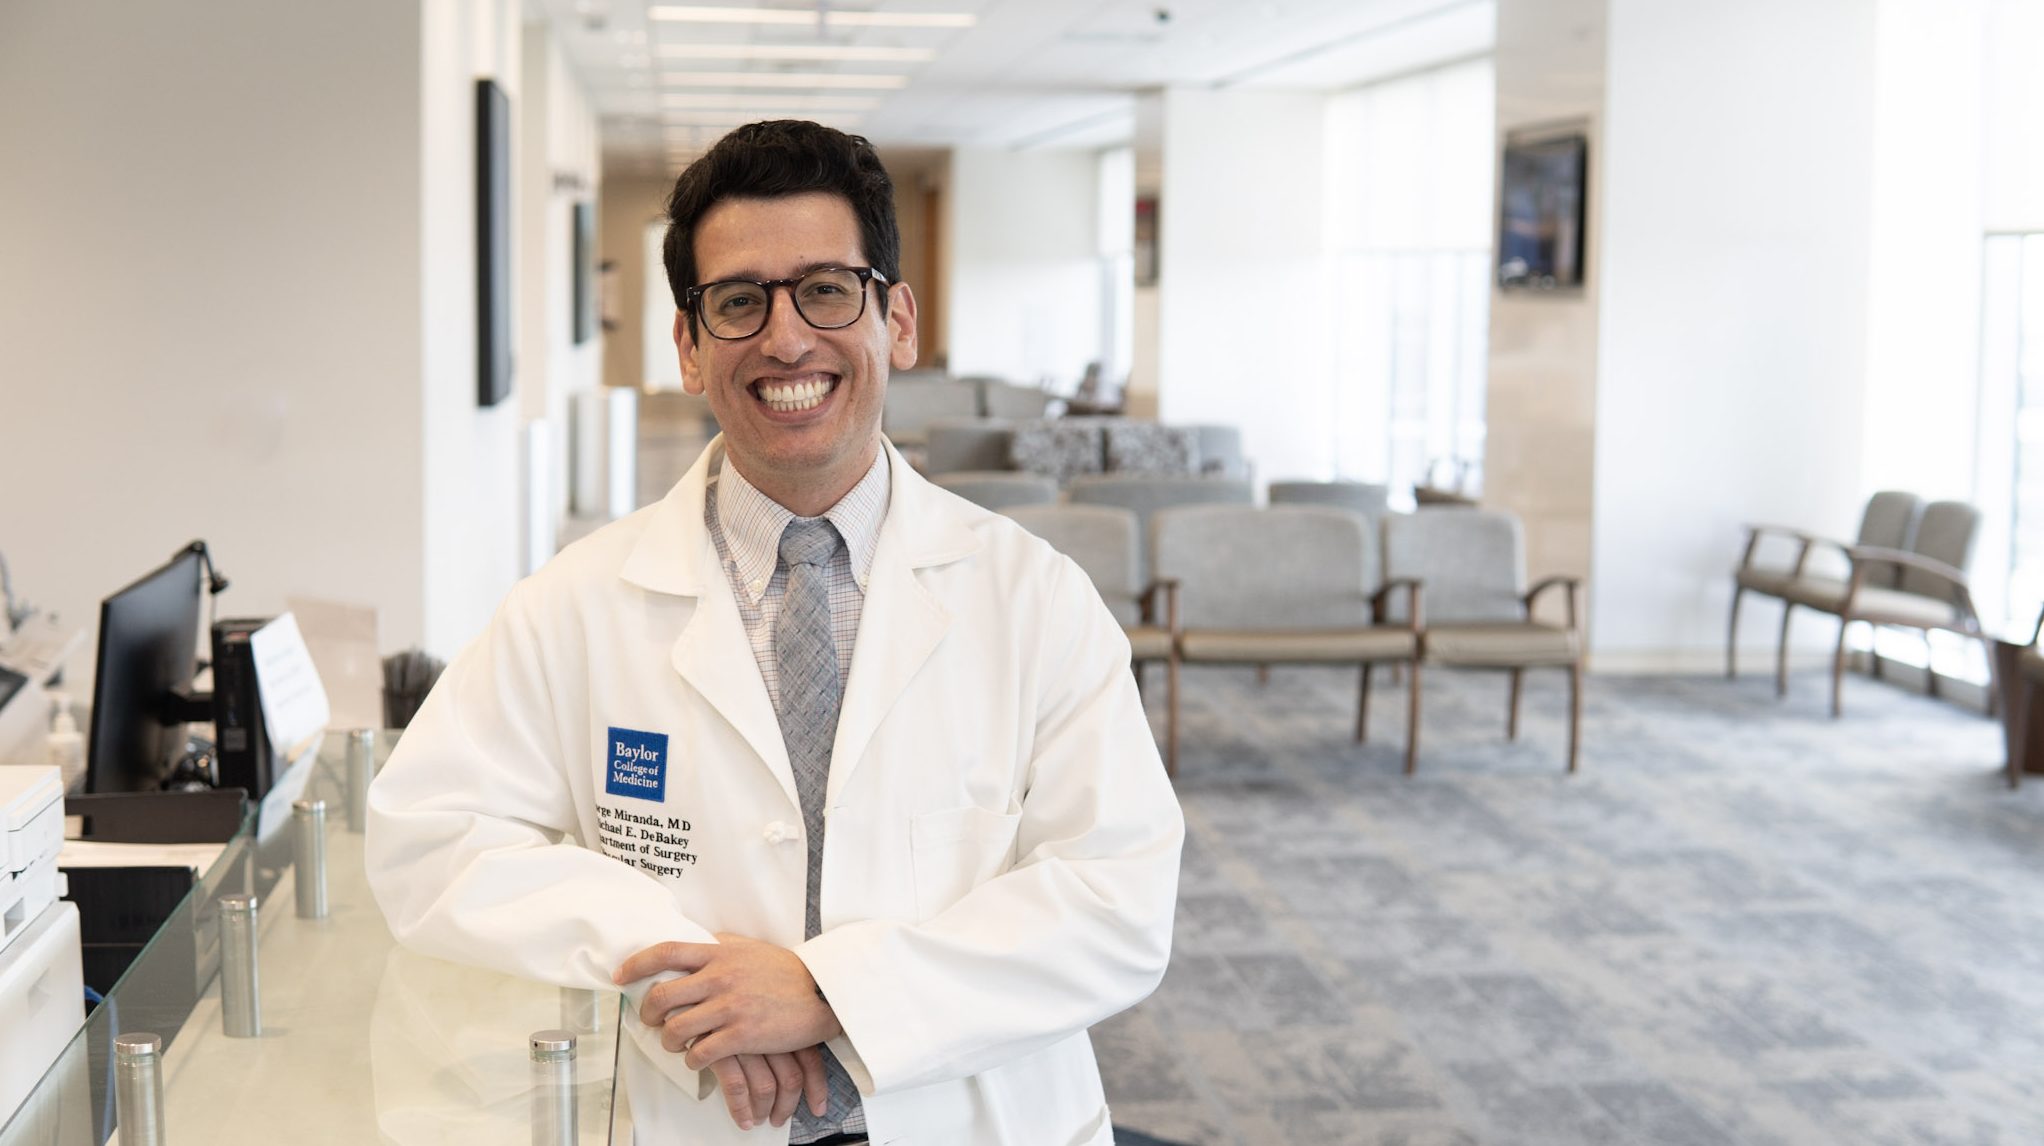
[[1522, 575, 1582, 629], [1139, 578, 1181, 634], [1741, 523, 1815, 544], [1524, 575, 1584, 630], [1371, 578, 1424, 631], [1844, 545, 1980, 626]]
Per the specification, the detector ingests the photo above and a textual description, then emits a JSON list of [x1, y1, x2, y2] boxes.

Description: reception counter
[[1, 733, 625, 1145]]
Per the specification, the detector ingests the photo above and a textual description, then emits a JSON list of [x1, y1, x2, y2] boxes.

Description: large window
[[1325, 59, 1495, 504], [1986, 233, 2044, 630]]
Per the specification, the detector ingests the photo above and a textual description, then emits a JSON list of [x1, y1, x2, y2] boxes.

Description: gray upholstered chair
[[1781, 499, 1985, 717], [1189, 425, 1247, 479], [924, 418, 1014, 476], [1728, 489, 1921, 684], [882, 379, 979, 448], [1154, 505, 1423, 773], [1010, 420, 1107, 485], [1269, 480, 1391, 521], [1005, 505, 1180, 774], [1383, 508, 1584, 773], [934, 471, 1058, 512], [979, 379, 1054, 421], [1067, 473, 1255, 584]]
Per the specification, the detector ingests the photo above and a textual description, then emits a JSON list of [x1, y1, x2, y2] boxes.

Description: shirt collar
[[715, 447, 890, 603]]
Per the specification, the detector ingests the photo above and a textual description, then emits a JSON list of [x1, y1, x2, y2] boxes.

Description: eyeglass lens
[[700, 269, 867, 339]]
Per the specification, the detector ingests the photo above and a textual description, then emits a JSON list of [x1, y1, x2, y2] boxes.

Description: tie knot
[[779, 518, 841, 569]]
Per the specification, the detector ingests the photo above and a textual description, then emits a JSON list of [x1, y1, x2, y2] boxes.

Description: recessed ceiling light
[[658, 92, 881, 109], [656, 43, 934, 62], [648, 5, 975, 28], [659, 71, 909, 89]]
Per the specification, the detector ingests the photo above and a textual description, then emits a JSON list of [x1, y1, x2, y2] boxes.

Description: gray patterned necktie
[[773, 517, 861, 1136]]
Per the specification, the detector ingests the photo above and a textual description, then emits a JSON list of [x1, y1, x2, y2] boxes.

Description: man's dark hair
[[662, 120, 900, 333]]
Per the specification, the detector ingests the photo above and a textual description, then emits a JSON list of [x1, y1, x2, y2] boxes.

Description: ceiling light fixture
[[655, 43, 935, 62], [664, 111, 866, 128], [656, 92, 880, 109], [648, 5, 975, 28], [658, 71, 909, 89]]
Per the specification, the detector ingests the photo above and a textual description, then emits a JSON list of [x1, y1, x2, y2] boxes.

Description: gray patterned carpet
[[1098, 664, 2044, 1146]]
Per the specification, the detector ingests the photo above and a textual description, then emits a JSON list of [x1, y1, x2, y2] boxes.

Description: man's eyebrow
[[702, 259, 860, 282]]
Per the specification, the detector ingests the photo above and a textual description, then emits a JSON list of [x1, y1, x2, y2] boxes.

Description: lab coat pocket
[[910, 804, 1023, 921]]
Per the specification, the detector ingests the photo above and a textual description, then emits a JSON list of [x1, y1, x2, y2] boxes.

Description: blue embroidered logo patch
[[605, 727, 669, 802]]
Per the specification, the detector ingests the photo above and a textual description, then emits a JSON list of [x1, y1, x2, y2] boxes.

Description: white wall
[[944, 147, 1101, 387], [1593, 0, 1879, 666], [0, 0, 579, 706], [1155, 87, 1332, 481], [1861, 0, 1986, 508], [518, 22, 604, 537], [419, 0, 529, 655], [0, 1, 426, 692]]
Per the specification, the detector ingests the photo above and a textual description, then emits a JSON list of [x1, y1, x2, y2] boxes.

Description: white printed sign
[[248, 613, 331, 761]]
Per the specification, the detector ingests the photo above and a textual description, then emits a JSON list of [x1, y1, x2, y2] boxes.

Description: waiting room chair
[[882, 378, 979, 448], [1068, 474, 1255, 584], [1383, 508, 1585, 773], [924, 418, 1014, 476], [934, 471, 1058, 512], [1005, 504, 1180, 775], [1190, 425, 1248, 480], [1269, 480, 1391, 522], [1154, 505, 1422, 773], [1727, 490, 1919, 682], [1780, 499, 1986, 717]]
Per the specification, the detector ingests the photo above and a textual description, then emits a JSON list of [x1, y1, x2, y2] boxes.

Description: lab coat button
[[763, 821, 797, 845]]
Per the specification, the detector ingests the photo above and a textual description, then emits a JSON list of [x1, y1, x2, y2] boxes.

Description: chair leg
[[1257, 664, 1270, 686], [1507, 667, 1524, 741], [1923, 630, 1940, 699], [1567, 662, 1583, 773], [1404, 660, 1423, 776], [1356, 663, 1373, 742], [1727, 586, 1744, 679], [1831, 619, 1850, 718], [1776, 604, 1796, 699], [1166, 652, 1180, 778]]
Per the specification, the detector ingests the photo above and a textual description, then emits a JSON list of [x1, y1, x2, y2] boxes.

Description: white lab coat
[[365, 438, 1184, 1145]]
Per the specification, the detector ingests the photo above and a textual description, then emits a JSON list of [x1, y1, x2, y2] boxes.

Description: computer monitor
[[86, 548, 204, 793]]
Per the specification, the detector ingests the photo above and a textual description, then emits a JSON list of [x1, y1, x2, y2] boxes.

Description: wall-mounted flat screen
[[477, 78, 512, 406], [1498, 132, 1587, 291]]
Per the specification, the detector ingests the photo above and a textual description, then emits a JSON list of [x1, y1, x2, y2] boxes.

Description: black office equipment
[[86, 548, 205, 794], [209, 618, 276, 801]]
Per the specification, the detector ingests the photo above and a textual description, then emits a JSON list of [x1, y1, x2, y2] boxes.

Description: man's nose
[[757, 285, 817, 362]]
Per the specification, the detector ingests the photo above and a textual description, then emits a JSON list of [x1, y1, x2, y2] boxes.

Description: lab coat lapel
[[671, 574, 798, 810], [827, 442, 980, 806], [622, 438, 799, 810]]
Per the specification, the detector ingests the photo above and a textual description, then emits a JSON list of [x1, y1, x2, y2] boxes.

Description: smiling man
[[367, 121, 1184, 1145]]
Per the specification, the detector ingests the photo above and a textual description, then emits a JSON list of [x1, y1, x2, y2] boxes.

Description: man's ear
[[886, 283, 919, 372], [674, 311, 705, 396]]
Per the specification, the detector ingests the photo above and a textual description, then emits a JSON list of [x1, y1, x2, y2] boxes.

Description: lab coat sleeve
[[364, 580, 716, 1095], [796, 554, 1185, 1095]]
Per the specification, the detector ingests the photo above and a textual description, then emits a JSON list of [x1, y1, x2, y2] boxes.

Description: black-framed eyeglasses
[[685, 266, 889, 341]]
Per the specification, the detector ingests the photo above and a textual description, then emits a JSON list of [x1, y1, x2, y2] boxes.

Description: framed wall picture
[[476, 78, 512, 406], [1134, 196, 1159, 287], [572, 200, 595, 345]]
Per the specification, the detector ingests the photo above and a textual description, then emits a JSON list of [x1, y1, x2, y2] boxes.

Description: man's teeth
[[759, 378, 833, 411]]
